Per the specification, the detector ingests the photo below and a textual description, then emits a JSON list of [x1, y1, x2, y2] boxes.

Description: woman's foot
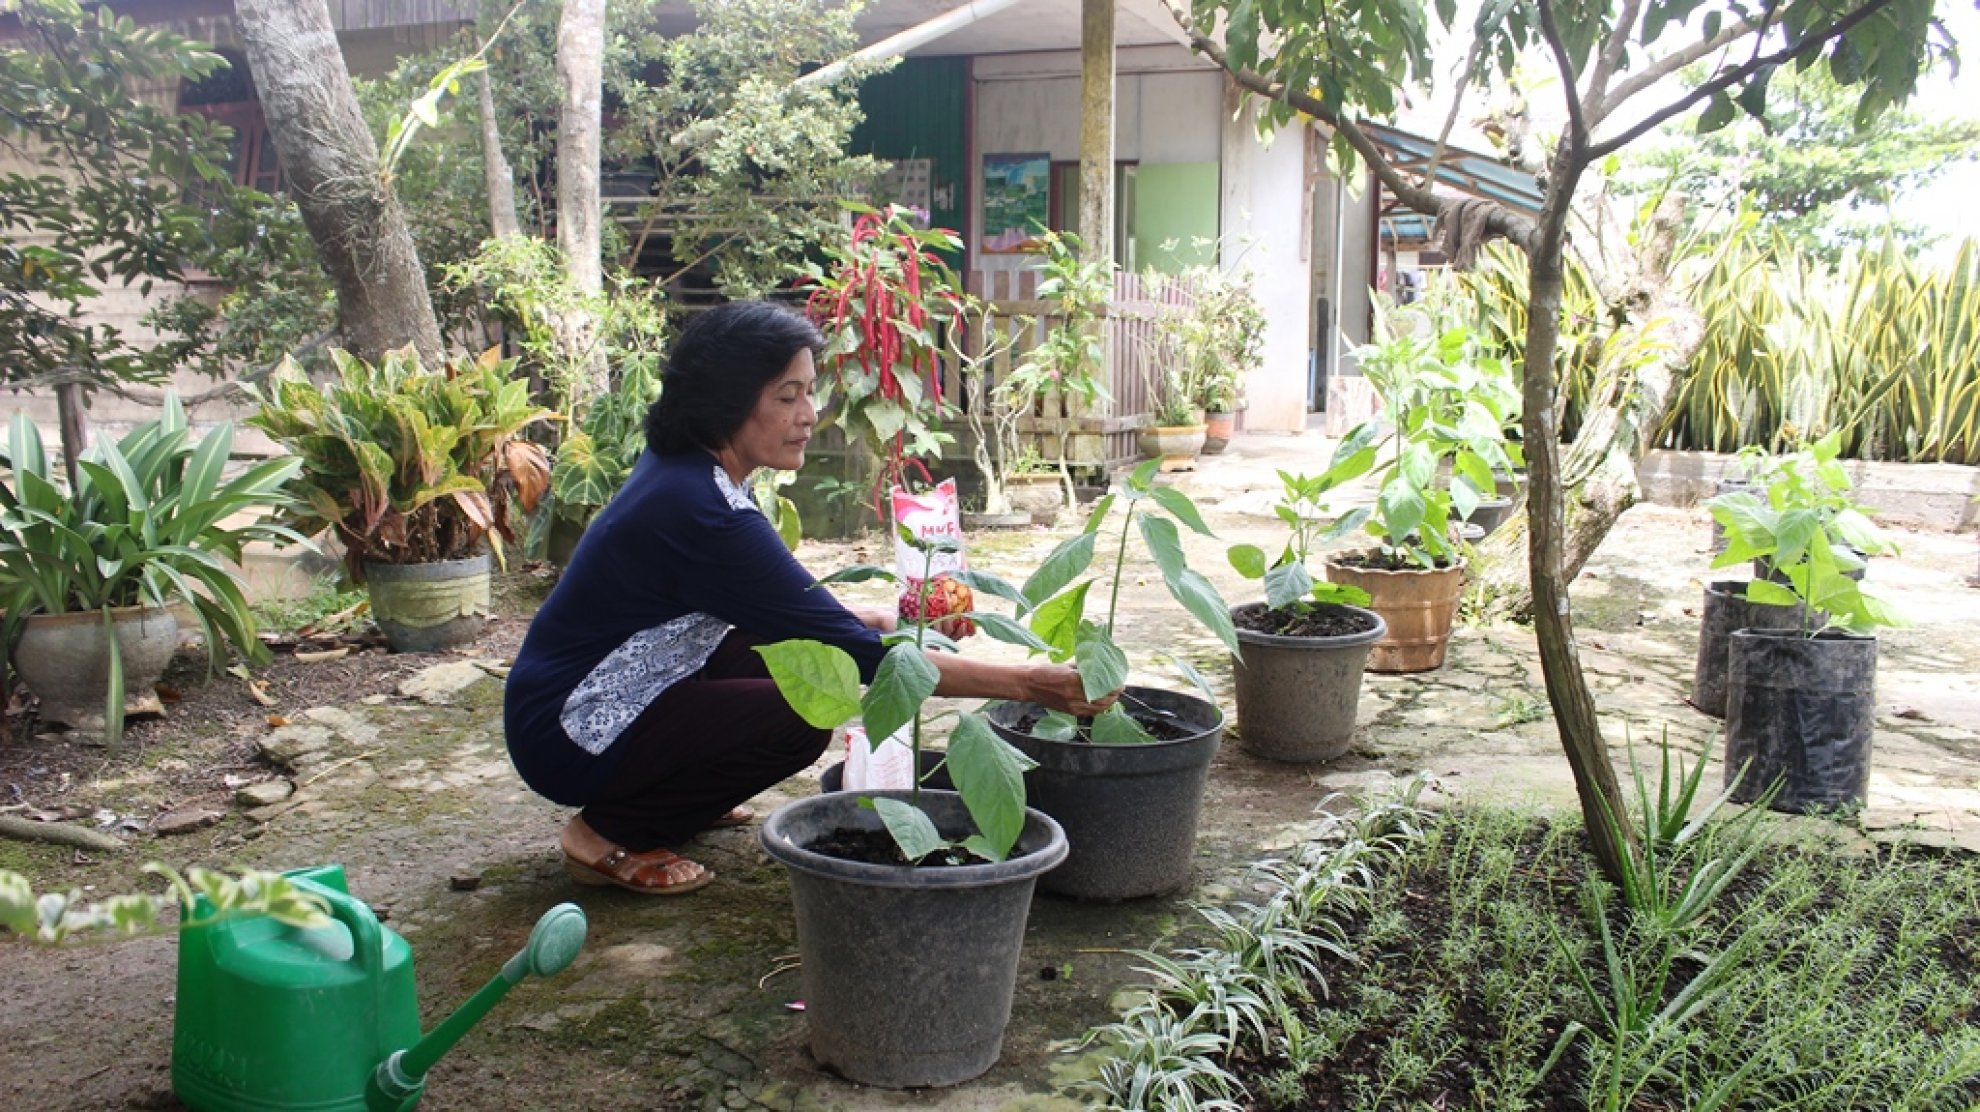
[[560, 815, 712, 895], [709, 804, 754, 829]]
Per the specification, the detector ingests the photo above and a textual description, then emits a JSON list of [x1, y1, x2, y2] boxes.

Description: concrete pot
[[1323, 554, 1466, 673], [1202, 410, 1236, 454], [364, 554, 490, 653], [1135, 424, 1207, 473], [760, 790, 1066, 1088], [1002, 475, 1065, 524], [16, 605, 180, 727], [985, 686, 1222, 900], [1725, 628, 1877, 813], [1230, 602, 1387, 762]]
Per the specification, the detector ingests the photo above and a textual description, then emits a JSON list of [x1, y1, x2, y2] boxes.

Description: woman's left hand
[[852, 606, 898, 633]]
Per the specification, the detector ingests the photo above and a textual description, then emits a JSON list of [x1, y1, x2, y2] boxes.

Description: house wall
[[1314, 163, 1379, 434], [1218, 85, 1313, 435]]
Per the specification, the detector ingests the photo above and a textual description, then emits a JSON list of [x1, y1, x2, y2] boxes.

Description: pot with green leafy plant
[[0, 401, 308, 746], [544, 358, 661, 565], [980, 460, 1240, 899], [1152, 265, 1265, 455], [247, 347, 553, 653], [1706, 432, 1906, 812], [1319, 313, 1521, 673], [754, 532, 1065, 1089], [1225, 471, 1385, 762]]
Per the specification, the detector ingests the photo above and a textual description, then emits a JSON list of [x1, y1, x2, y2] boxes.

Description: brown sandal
[[561, 816, 712, 895]]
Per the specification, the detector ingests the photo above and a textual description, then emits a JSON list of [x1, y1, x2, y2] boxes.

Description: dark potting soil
[[1333, 549, 1459, 572], [1010, 703, 1195, 743], [804, 826, 989, 868], [1234, 604, 1379, 639]]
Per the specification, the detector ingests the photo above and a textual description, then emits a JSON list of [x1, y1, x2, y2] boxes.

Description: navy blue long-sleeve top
[[504, 450, 886, 804]]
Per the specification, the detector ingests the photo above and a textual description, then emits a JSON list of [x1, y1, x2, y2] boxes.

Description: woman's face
[[722, 348, 818, 475]]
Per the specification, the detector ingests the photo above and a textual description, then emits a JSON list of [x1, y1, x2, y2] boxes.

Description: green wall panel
[[1133, 162, 1220, 274], [851, 57, 968, 263]]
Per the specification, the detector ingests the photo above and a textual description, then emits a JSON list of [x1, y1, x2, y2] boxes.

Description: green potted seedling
[[977, 459, 1241, 899], [754, 531, 1065, 1090], [1318, 310, 1521, 672], [1705, 431, 1906, 813], [1225, 470, 1384, 762]]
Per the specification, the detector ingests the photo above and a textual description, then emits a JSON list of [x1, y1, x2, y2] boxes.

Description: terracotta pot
[[1202, 410, 1236, 454], [16, 605, 180, 727], [1323, 553, 1466, 673], [1136, 423, 1207, 472]]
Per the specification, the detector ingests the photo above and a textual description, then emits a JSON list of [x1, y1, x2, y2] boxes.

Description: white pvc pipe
[[793, 0, 1031, 89]]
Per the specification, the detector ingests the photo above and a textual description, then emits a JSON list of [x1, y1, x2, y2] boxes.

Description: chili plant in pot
[[977, 459, 1241, 899], [246, 347, 553, 652], [1319, 312, 1521, 673], [0, 401, 308, 747], [754, 532, 1065, 1089], [1706, 432, 1906, 813], [1225, 470, 1384, 763]]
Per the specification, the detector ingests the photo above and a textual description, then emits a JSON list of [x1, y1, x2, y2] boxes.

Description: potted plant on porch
[[0, 401, 308, 746], [1706, 431, 1905, 812], [247, 347, 553, 653], [977, 459, 1242, 899], [753, 533, 1064, 1089], [1225, 470, 1385, 762], [1151, 264, 1266, 455], [1318, 312, 1521, 673]]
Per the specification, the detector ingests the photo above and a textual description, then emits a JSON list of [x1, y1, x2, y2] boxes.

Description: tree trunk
[[54, 382, 88, 492], [1466, 193, 1706, 621], [234, 0, 444, 369], [478, 69, 522, 241], [555, 0, 609, 402], [1077, 0, 1115, 266], [1522, 146, 1633, 886]]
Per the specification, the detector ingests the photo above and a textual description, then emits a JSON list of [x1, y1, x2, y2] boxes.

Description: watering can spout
[[365, 903, 588, 1112]]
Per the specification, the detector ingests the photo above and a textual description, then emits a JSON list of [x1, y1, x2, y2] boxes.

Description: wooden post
[[1078, 0, 1114, 267]]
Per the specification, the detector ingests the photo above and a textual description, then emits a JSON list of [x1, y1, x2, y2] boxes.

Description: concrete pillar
[[1220, 84, 1314, 433], [1078, 0, 1114, 264]]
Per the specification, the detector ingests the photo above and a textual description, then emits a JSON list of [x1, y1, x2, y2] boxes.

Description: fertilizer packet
[[841, 723, 915, 791], [890, 480, 975, 638]]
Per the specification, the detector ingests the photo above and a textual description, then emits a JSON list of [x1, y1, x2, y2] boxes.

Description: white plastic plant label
[[842, 723, 915, 791]]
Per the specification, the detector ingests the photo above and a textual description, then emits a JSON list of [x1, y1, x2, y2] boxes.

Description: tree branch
[[1586, 0, 1645, 113], [1535, 0, 1589, 148], [1596, 15, 1764, 121], [1588, 0, 1897, 159], [1156, 0, 1538, 251]]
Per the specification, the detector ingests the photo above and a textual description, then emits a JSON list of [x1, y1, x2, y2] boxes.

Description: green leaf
[[815, 563, 897, 586], [1028, 580, 1091, 658], [1023, 532, 1096, 606], [1264, 560, 1315, 610], [1032, 710, 1080, 740], [1164, 567, 1241, 656], [1228, 543, 1268, 579], [1090, 705, 1155, 745], [1698, 92, 1737, 133], [1126, 458, 1161, 494], [870, 797, 946, 862], [953, 568, 1029, 615], [755, 640, 862, 729], [1138, 512, 1187, 582], [948, 714, 1036, 860], [860, 643, 939, 746], [1148, 486, 1214, 536], [1074, 624, 1129, 701], [1743, 579, 1800, 607], [1082, 493, 1117, 534], [969, 611, 1054, 652]]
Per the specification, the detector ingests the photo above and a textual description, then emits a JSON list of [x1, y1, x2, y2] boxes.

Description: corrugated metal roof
[[1361, 121, 1542, 214]]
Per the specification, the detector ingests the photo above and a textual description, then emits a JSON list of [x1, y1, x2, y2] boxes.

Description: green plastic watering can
[[171, 864, 586, 1112]]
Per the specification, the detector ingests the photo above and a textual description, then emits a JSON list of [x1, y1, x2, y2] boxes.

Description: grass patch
[[1082, 790, 1980, 1111], [250, 576, 366, 637]]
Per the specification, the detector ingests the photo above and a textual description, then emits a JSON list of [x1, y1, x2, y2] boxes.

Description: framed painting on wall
[[981, 152, 1051, 254]]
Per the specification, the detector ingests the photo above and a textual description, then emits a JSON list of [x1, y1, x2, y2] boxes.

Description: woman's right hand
[[1026, 663, 1120, 718]]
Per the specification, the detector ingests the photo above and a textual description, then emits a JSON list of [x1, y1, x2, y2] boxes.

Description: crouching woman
[[503, 301, 1112, 894]]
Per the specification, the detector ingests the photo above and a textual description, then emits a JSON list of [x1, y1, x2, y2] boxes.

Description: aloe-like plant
[[1226, 470, 1373, 614], [755, 532, 1039, 863], [981, 460, 1240, 743], [1706, 431, 1906, 635], [0, 399, 310, 741], [246, 347, 553, 575], [1319, 307, 1523, 569]]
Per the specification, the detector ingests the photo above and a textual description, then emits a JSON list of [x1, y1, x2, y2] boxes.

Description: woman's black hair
[[645, 300, 824, 456]]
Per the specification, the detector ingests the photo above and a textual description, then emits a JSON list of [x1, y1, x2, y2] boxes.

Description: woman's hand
[[1026, 663, 1121, 718], [851, 606, 898, 633]]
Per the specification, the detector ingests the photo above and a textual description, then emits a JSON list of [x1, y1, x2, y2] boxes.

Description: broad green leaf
[[1138, 512, 1187, 581], [1228, 543, 1268, 579], [1023, 532, 1097, 605], [1163, 567, 1241, 656], [1032, 710, 1079, 741], [755, 640, 862, 728], [953, 568, 1029, 614], [1082, 493, 1117, 534], [1743, 579, 1800, 607], [1028, 580, 1091, 658], [948, 714, 1036, 860], [1074, 624, 1129, 701], [1264, 560, 1314, 610], [814, 563, 896, 587], [969, 611, 1054, 652], [1148, 485, 1214, 536], [1126, 458, 1161, 495], [860, 643, 939, 746], [1091, 705, 1155, 745], [870, 797, 946, 862]]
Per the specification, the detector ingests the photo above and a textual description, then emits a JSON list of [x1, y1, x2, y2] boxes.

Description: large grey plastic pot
[[1464, 496, 1515, 536], [1230, 603, 1386, 763], [1691, 580, 1808, 718], [364, 554, 490, 653], [16, 605, 180, 727], [984, 686, 1222, 900], [760, 790, 1066, 1089], [1725, 628, 1877, 813]]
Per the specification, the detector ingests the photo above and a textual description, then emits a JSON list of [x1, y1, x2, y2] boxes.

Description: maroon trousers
[[580, 631, 828, 852]]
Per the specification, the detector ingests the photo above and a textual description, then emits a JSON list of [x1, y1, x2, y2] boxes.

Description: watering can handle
[[305, 879, 384, 976]]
